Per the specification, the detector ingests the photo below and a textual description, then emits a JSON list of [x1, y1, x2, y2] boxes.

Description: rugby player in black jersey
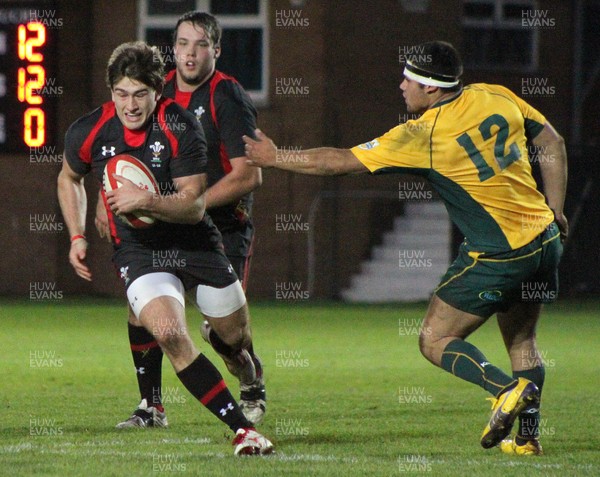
[[57, 41, 273, 455]]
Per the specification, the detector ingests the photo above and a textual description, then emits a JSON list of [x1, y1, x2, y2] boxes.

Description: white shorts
[[127, 272, 246, 319]]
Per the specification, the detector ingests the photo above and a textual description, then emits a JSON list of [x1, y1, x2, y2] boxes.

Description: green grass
[[1, 298, 599, 476]]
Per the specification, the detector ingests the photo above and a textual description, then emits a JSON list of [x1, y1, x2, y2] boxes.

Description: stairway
[[341, 201, 451, 303]]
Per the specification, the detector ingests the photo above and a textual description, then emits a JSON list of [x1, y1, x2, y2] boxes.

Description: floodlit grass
[[1, 298, 598, 476]]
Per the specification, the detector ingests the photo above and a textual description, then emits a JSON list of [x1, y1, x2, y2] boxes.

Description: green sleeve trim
[[525, 118, 545, 140], [372, 166, 430, 177]]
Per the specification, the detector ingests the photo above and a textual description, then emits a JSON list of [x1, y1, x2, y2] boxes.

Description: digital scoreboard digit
[[0, 2, 57, 153]]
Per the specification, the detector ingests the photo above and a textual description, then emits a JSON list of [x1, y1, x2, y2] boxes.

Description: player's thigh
[[126, 272, 199, 367], [422, 294, 486, 342], [126, 271, 186, 333], [495, 226, 562, 349]]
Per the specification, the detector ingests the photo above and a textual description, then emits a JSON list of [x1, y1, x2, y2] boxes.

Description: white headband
[[403, 61, 460, 88]]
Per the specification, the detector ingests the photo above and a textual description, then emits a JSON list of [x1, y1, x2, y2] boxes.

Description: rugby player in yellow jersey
[[243, 41, 567, 455]]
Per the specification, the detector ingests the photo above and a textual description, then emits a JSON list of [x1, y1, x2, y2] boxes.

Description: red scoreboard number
[[18, 22, 46, 147], [0, 4, 55, 154]]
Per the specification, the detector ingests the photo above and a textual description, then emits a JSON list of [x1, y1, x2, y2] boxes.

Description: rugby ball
[[103, 154, 159, 229]]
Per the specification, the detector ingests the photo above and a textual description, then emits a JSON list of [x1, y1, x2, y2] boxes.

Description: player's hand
[[69, 238, 92, 281], [553, 210, 569, 243], [243, 129, 277, 168], [105, 174, 153, 215], [94, 193, 111, 242]]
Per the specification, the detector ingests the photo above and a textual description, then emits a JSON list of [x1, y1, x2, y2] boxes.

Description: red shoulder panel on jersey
[[79, 102, 115, 164], [209, 71, 237, 174], [157, 98, 179, 158], [209, 70, 238, 130]]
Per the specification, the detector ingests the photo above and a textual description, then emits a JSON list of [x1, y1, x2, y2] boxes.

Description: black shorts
[[112, 243, 238, 291], [221, 227, 254, 291], [220, 222, 254, 257]]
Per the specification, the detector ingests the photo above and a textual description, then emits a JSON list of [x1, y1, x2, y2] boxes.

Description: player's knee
[[235, 329, 252, 350], [418, 330, 435, 362], [215, 324, 252, 351]]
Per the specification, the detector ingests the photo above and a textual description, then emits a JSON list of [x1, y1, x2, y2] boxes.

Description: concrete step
[[381, 233, 449, 248], [342, 200, 450, 303], [371, 246, 450, 262], [360, 261, 448, 277]]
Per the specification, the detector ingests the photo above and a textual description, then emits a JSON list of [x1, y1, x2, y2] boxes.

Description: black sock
[[513, 366, 545, 444], [128, 322, 164, 410], [177, 354, 253, 432]]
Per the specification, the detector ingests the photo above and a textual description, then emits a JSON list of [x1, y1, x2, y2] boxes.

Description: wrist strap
[[70, 234, 86, 243]]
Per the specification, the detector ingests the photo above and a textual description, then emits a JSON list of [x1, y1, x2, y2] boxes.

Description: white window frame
[[137, 0, 270, 106], [462, 0, 539, 72]]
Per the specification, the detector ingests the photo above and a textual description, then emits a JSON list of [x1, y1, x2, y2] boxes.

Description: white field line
[[2, 442, 598, 473]]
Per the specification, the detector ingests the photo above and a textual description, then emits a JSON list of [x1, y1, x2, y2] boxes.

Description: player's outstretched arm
[[106, 173, 207, 224], [57, 158, 92, 281], [244, 129, 368, 176], [204, 155, 262, 209], [532, 121, 568, 240]]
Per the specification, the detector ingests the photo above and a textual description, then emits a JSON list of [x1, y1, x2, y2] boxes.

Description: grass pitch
[[1, 298, 598, 476]]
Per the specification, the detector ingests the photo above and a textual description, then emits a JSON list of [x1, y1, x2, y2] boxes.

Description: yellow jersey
[[351, 83, 554, 252]]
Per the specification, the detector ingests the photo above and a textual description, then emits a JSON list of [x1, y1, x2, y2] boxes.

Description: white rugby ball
[[103, 154, 159, 229]]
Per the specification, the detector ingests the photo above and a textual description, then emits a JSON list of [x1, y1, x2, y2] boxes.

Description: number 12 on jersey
[[456, 114, 521, 181]]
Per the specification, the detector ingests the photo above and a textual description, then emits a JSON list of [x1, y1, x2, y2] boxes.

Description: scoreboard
[[0, 2, 57, 153]]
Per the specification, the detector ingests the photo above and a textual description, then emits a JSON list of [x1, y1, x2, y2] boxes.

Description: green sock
[[513, 366, 545, 444], [441, 339, 516, 396]]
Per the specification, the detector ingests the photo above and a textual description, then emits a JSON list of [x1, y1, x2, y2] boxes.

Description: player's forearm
[[205, 172, 261, 209], [533, 128, 568, 214], [244, 129, 367, 175], [57, 170, 87, 237], [539, 146, 567, 214], [273, 147, 355, 176], [144, 190, 206, 224]]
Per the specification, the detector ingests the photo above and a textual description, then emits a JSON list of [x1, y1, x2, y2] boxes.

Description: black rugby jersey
[[64, 97, 222, 250], [163, 69, 257, 234]]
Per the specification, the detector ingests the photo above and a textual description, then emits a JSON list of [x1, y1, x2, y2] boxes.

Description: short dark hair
[[106, 41, 165, 91], [173, 11, 221, 47], [409, 41, 463, 92]]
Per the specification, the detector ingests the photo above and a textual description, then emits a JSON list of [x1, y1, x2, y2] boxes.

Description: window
[[138, 0, 269, 105], [462, 0, 538, 72]]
